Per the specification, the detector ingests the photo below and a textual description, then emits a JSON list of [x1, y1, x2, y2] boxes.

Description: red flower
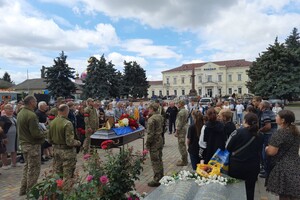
[[48, 115, 55, 120], [119, 113, 129, 120], [99, 175, 109, 185], [142, 149, 149, 156], [101, 140, 114, 149], [56, 179, 64, 188]]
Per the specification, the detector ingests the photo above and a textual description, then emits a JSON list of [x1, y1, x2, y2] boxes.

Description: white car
[[199, 98, 214, 108]]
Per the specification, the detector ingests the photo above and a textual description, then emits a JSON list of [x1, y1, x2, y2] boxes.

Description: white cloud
[[196, 0, 300, 61], [0, 0, 119, 51], [123, 39, 182, 59], [77, 0, 238, 30], [106, 52, 148, 72]]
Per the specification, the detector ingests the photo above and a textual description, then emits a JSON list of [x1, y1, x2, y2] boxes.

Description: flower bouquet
[[113, 114, 139, 135]]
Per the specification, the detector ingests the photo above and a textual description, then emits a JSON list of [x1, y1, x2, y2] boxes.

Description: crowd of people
[[0, 95, 299, 200], [0, 96, 154, 196], [146, 96, 300, 200]]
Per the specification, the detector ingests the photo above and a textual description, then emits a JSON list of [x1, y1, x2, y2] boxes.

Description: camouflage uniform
[[49, 116, 81, 190], [83, 105, 99, 152], [146, 109, 164, 186], [17, 106, 46, 195], [175, 106, 189, 165]]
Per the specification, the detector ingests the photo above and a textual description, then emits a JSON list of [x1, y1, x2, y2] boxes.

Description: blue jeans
[[237, 113, 243, 124], [189, 153, 200, 170], [262, 134, 272, 172]]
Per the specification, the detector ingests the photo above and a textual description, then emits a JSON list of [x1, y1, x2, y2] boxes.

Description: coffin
[[90, 126, 145, 148]]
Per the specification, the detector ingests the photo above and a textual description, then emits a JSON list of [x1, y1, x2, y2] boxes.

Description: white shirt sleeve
[[199, 125, 207, 148]]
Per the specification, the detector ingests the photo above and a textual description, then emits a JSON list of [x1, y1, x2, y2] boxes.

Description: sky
[[0, 0, 300, 84]]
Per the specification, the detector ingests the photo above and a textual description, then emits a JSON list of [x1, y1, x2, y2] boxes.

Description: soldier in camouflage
[[48, 104, 81, 190], [146, 103, 164, 187], [175, 100, 189, 166], [17, 96, 47, 196], [83, 98, 99, 153], [48, 97, 65, 121]]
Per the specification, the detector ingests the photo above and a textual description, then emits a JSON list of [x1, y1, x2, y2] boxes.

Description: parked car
[[199, 97, 214, 108], [268, 99, 285, 109]]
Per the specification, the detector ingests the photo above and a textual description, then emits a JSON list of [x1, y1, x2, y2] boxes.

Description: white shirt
[[199, 125, 207, 148], [235, 104, 245, 114]]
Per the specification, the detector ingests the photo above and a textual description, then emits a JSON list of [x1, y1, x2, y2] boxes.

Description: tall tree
[[285, 27, 300, 50], [122, 61, 149, 98], [247, 37, 300, 99], [45, 51, 76, 98], [2, 72, 12, 83], [83, 55, 121, 99]]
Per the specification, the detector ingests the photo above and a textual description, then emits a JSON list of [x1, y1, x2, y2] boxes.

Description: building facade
[[149, 59, 252, 98]]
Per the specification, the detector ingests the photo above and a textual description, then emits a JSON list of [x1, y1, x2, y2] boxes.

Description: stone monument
[[188, 67, 197, 96]]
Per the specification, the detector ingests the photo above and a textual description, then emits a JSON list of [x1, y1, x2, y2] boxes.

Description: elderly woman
[[0, 104, 20, 169]]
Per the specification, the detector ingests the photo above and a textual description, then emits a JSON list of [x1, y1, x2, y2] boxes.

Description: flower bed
[[28, 143, 148, 200]]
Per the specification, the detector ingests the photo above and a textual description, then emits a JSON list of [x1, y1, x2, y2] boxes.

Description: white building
[[149, 59, 252, 98]]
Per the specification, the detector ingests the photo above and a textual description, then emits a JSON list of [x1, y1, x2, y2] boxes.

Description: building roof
[[149, 81, 163, 85], [162, 59, 252, 73], [0, 80, 14, 89], [12, 78, 47, 90]]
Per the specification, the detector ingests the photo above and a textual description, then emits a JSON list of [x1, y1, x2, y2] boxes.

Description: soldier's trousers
[[177, 130, 188, 163], [83, 131, 93, 153], [20, 144, 41, 194], [53, 148, 77, 190], [150, 147, 164, 183]]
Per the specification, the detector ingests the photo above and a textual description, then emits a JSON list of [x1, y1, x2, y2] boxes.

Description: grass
[[286, 102, 300, 107]]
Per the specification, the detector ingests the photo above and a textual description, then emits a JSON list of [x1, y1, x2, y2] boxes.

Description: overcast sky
[[0, 0, 299, 84]]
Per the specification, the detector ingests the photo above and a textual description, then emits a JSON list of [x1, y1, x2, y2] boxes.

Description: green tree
[[45, 51, 76, 98], [83, 55, 121, 99], [247, 37, 300, 99], [122, 61, 149, 98], [2, 72, 12, 83], [285, 27, 300, 50]]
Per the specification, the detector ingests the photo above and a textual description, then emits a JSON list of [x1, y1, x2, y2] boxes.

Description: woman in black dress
[[265, 110, 300, 200], [226, 113, 263, 200]]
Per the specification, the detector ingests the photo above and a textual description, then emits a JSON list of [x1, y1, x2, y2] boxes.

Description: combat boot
[[147, 180, 161, 187], [176, 160, 188, 166]]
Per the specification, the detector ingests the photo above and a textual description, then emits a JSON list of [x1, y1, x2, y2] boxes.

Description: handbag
[[208, 148, 230, 174]]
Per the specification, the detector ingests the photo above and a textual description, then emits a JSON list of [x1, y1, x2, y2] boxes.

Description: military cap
[[86, 98, 94, 102], [148, 103, 159, 111], [177, 100, 185, 106], [56, 97, 65, 103]]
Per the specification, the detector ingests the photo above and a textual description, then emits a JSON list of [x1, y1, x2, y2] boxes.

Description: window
[[228, 88, 232, 94], [238, 88, 242, 94], [166, 90, 169, 96], [238, 74, 242, 81], [198, 75, 202, 83], [182, 90, 185, 95], [166, 78, 169, 84], [218, 88, 222, 95], [198, 89, 202, 95], [181, 77, 185, 84], [173, 77, 177, 84], [174, 90, 177, 96], [228, 74, 232, 82], [207, 75, 212, 82], [218, 75, 222, 82], [152, 91, 155, 96], [159, 90, 162, 96]]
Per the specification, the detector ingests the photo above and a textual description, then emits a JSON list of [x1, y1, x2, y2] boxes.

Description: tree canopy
[[45, 51, 76, 98], [82, 55, 122, 99], [122, 61, 149, 98], [2, 72, 12, 83], [247, 28, 300, 100]]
